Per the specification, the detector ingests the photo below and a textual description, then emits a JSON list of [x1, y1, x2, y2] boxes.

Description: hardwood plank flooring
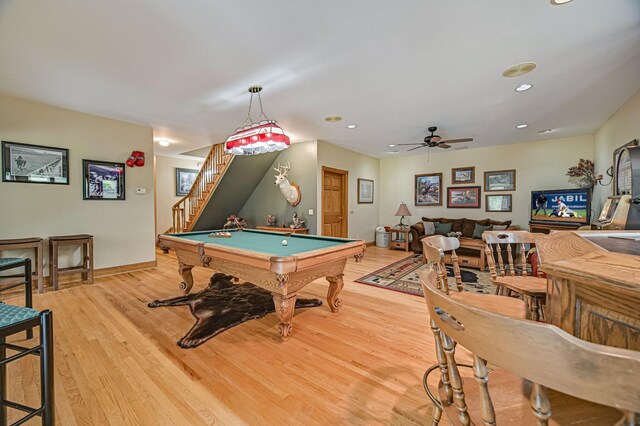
[[1, 246, 617, 425]]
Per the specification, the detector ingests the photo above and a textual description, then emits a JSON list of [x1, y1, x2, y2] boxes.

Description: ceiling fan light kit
[[502, 62, 537, 77]]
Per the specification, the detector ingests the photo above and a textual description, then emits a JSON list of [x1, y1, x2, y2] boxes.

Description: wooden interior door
[[322, 167, 348, 238]]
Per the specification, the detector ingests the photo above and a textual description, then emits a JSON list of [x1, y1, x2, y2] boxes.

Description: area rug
[[355, 254, 495, 297], [148, 273, 322, 348]]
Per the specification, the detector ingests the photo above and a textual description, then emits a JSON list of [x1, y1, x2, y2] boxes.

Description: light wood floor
[[2, 246, 620, 425]]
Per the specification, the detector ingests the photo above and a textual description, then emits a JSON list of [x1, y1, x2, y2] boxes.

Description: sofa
[[409, 217, 516, 253]]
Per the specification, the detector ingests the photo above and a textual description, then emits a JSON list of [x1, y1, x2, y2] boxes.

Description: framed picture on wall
[[484, 169, 516, 192], [415, 173, 443, 206], [485, 194, 512, 212], [357, 178, 374, 203], [447, 186, 481, 208], [176, 167, 198, 196], [451, 166, 475, 184], [1, 140, 69, 185], [83, 159, 125, 200]]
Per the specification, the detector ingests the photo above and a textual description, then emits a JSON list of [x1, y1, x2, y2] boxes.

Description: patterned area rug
[[355, 254, 495, 297]]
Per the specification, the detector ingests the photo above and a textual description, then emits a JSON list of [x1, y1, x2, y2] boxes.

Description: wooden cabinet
[[529, 222, 581, 234], [537, 231, 640, 351]]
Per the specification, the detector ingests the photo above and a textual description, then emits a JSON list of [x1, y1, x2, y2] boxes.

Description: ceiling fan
[[397, 126, 473, 151]]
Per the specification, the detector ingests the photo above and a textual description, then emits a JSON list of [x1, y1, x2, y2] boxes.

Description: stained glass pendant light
[[225, 85, 290, 155]]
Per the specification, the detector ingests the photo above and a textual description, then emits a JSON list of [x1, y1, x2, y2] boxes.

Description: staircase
[[170, 143, 234, 233]]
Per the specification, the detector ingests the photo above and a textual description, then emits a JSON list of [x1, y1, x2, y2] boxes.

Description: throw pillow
[[424, 221, 436, 236], [434, 222, 453, 235], [492, 224, 508, 231], [472, 223, 493, 239]]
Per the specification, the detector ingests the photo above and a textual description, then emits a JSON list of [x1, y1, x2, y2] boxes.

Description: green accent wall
[[238, 141, 319, 233]]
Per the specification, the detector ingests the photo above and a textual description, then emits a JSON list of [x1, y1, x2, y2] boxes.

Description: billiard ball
[[282, 239, 288, 246]]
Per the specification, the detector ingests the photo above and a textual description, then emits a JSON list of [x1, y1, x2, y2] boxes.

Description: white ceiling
[[0, 0, 639, 158]]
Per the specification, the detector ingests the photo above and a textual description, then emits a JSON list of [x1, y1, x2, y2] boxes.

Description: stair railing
[[171, 143, 232, 233]]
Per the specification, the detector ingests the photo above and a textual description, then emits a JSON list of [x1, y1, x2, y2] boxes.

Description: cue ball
[[282, 239, 288, 246]]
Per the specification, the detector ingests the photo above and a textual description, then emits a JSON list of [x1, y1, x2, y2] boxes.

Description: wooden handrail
[[171, 143, 233, 233]]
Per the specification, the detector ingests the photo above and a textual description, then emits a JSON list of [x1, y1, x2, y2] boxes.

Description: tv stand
[[529, 221, 582, 234]]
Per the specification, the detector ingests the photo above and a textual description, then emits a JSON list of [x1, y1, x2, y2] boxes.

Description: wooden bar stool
[[48, 235, 94, 290], [0, 238, 44, 293]]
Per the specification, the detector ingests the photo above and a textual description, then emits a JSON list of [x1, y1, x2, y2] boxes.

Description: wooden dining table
[[536, 231, 640, 351]]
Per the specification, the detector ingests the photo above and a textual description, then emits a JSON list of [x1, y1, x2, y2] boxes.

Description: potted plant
[[566, 159, 596, 188]]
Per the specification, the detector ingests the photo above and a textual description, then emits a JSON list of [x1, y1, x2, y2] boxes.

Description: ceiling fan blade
[[408, 146, 426, 152], [395, 143, 425, 146], [441, 138, 473, 144], [437, 144, 451, 149], [431, 136, 442, 143]]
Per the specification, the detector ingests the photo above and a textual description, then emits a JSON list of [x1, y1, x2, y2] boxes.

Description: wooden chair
[[483, 230, 547, 321], [422, 236, 463, 292], [420, 268, 640, 425], [420, 243, 527, 425]]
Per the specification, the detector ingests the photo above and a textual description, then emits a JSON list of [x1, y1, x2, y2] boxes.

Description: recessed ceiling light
[[502, 63, 537, 78], [515, 84, 533, 92], [516, 124, 528, 129], [156, 139, 171, 146], [324, 115, 342, 122], [538, 129, 553, 134], [551, 0, 573, 5], [388, 144, 397, 147], [347, 124, 357, 129]]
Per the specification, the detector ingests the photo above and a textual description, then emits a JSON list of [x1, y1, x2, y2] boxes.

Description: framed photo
[[2, 140, 69, 185], [176, 167, 198, 196], [447, 186, 481, 208], [485, 194, 512, 212], [83, 159, 125, 200], [415, 173, 443, 206], [451, 166, 475, 184], [484, 169, 516, 192], [357, 178, 374, 203]]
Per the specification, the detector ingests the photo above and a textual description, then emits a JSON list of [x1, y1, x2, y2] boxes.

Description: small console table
[[388, 228, 410, 252]]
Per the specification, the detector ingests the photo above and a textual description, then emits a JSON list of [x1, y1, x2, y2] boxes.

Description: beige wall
[[0, 94, 155, 271], [317, 140, 380, 242], [155, 155, 202, 234], [593, 89, 640, 213], [378, 135, 594, 230]]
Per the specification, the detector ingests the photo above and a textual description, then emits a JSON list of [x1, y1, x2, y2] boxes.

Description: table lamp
[[394, 202, 412, 229]]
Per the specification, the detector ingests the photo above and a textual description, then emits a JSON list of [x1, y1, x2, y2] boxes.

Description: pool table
[[158, 229, 366, 341]]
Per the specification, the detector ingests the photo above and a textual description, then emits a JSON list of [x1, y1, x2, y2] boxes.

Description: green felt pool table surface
[[169, 229, 357, 257]]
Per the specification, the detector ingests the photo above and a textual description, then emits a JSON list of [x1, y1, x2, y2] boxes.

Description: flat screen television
[[530, 188, 591, 226]]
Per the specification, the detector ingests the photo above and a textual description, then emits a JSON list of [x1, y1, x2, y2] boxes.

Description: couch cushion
[[488, 219, 512, 227], [451, 219, 464, 233], [422, 217, 453, 223], [434, 222, 453, 235], [472, 223, 494, 239], [424, 221, 436, 236], [461, 218, 490, 237]]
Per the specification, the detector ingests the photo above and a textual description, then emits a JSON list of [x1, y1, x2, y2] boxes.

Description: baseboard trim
[[43, 260, 157, 286]]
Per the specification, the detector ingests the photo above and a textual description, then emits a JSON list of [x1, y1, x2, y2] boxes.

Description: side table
[[388, 228, 410, 252]]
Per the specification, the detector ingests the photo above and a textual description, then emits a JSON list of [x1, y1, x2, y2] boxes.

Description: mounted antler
[[273, 162, 301, 207]]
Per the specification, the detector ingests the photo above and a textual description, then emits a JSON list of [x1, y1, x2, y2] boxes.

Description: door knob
[[338, 217, 343, 220]]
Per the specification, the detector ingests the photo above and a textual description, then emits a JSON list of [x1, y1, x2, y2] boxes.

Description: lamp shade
[[225, 120, 290, 155], [395, 203, 412, 217]]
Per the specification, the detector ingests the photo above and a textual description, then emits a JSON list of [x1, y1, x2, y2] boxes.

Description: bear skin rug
[[148, 273, 323, 348]]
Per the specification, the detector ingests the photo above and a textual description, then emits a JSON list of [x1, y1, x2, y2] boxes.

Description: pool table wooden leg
[[326, 274, 345, 313], [272, 293, 297, 341], [178, 263, 195, 294]]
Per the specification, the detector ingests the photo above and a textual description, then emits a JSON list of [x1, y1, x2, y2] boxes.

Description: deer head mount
[[274, 162, 302, 207]]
